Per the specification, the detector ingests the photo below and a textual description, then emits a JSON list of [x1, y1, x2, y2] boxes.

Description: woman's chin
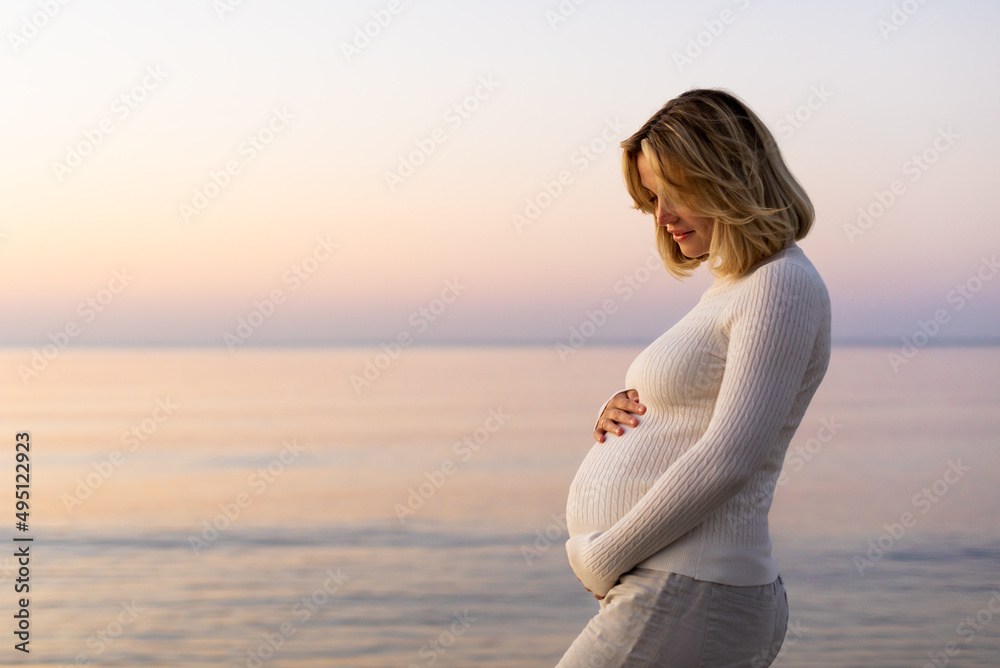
[[678, 245, 708, 258]]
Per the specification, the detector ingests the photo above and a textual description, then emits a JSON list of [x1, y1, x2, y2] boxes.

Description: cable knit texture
[[565, 240, 831, 597]]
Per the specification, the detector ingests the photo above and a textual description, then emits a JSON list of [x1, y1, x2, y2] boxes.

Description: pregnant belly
[[565, 427, 670, 535]]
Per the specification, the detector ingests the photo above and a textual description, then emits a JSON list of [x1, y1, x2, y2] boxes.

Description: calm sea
[[1, 345, 998, 667]]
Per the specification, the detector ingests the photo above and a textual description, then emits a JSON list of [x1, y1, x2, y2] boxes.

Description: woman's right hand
[[594, 390, 645, 443]]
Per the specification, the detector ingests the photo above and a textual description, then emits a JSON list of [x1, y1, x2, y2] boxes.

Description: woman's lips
[[670, 230, 693, 242]]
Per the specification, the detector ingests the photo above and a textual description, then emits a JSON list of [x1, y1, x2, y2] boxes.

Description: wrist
[[565, 531, 617, 597]]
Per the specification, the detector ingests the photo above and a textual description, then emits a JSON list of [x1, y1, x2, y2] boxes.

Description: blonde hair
[[621, 88, 814, 280]]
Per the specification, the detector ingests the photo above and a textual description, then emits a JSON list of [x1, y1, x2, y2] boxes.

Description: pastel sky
[[1, 0, 998, 348]]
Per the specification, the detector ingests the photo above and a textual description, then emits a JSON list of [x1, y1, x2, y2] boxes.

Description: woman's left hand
[[577, 576, 604, 600]]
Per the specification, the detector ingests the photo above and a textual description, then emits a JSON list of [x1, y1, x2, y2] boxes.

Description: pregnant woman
[[557, 89, 831, 667]]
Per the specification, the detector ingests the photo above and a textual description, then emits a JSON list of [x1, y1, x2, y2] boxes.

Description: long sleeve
[[566, 262, 825, 596]]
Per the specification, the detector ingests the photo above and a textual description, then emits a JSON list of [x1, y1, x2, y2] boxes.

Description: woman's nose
[[656, 204, 677, 225]]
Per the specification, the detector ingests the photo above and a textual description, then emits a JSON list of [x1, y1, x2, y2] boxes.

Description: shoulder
[[722, 242, 830, 328], [740, 242, 828, 301]]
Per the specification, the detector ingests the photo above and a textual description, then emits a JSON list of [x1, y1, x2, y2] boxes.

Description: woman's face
[[637, 153, 714, 258]]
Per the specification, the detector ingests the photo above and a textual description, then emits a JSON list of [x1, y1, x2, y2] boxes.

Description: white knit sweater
[[565, 239, 831, 597]]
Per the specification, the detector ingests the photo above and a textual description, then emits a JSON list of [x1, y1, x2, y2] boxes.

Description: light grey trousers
[[556, 568, 788, 667]]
